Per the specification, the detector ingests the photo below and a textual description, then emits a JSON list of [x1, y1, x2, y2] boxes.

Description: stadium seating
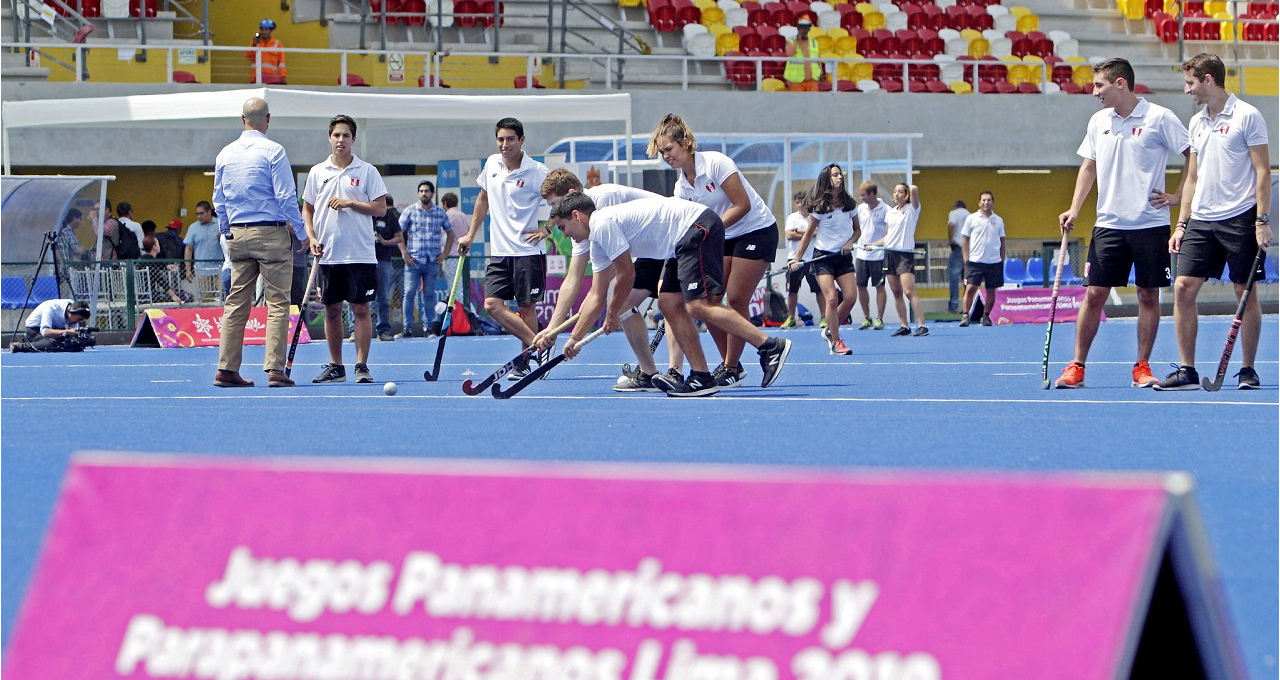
[[1052, 258, 1084, 285], [1004, 257, 1028, 285], [1024, 257, 1045, 286]]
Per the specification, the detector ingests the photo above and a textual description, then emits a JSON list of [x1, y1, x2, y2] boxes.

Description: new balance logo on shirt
[[688, 282, 699, 290], [530, 288, 540, 295], [746, 244, 756, 251]]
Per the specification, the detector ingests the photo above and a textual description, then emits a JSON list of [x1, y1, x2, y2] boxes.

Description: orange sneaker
[[1131, 359, 1158, 388], [1055, 362, 1085, 389]]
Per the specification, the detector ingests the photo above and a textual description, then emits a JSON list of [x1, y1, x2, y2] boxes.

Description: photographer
[[15, 299, 96, 353], [245, 18, 287, 84]]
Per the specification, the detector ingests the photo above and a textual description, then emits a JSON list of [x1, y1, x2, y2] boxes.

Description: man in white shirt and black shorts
[[1157, 52, 1272, 391], [549, 193, 792, 397], [855, 180, 889, 330], [783, 191, 819, 329], [959, 191, 1006, 327], [303, 114, 389, 385], [1055, 57, 1189, 389], [457, 117, 550, 380]]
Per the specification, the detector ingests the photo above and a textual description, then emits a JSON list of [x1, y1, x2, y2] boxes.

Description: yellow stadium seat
[[816, 35, 834, 54], [863, 10, 884, 29], [851, 57, 872, 80], [1072, 64, 1092, 87], [1162, 0, 1178, 14], [1116, 0, 1141, 19], [855, 2, 876, 14], [1008, 5, 1030, 19], [701, 6, 725, 25], [1015, 12, 1039, 33], [716, 29, 740, 54], [826, 26, 849, 40], [968, 37, 990, 58], [1204, 0, 1229, 14], [1023, 55, 1044, 83], [960, 28, 982, 43], [762, 77, 787, 91], [619, 0, 644, 7], [694, 0, 716, 8], [1213, 11, 1235, 40], [1007, 62, 1029, 85], [836, 35, 857, 54], [949, 80, 972, 94]]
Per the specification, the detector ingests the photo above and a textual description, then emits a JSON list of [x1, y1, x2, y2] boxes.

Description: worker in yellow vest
[[784, 18, 821, 91]]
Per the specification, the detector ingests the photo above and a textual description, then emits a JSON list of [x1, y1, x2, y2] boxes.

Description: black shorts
[[1086, 226, 1171, 288], [812, 249, 856, 278], [633, 257, 664, 298], [725, 224, 779, 262], [1178, 207, 1267, 284], [319, 263, 378, 305], [664, 209, 727, 302], [484, 254, 547, 306], [965, 261, 1004, 288], [886, 250, 916, 276], [855, 257, 885, 287], [786, 261, 820, 294]]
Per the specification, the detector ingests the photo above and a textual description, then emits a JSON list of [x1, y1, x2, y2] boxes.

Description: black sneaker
[[666, 370, 721, 397], [912, 325, 929, 337], [892, 326, 911, 336], [614, 368, 658, 392], [354, 363, 373, 384], [758, 337, 792, 388], [652, 368, 683, 393], [712, 362, 746, 387], [508, 353, 531, 381], [980, 315, 992, 326], [1154, 364, 1200, 391], [312, 363, 346, 383], [1236, 366, 1260, 390], [378, 333, 394, 342]]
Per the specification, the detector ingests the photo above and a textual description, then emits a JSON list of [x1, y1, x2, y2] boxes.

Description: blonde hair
[[541, 168, 583, 198], [646, 113, 697, 159]]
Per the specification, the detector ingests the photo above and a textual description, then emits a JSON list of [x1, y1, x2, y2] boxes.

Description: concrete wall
[[6, 81, 1276, 169]]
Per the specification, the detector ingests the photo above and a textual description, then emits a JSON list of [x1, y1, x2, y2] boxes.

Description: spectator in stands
[[958, 191, 1005, 327], [373, 195, 403, 342], [116, 202, 145, 254], [247, 18, 287, 84], [783, 18, 821, 92], [158, 219, 186, 260], [398, 180, 455, 338], [185, 200, 223, 303], [89, 199, 122, 260], [783, 191, 818, 328], [18, 299, 93, 353], [946, 199, 969, 313], [1157, 52, 1271, 391], [1055, 57, 1189, 389], [855, 180, 889, 330], [871, 183, 928, 336]]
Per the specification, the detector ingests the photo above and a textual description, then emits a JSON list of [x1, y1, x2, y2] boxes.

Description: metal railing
[[2, 40, 1273, 91]]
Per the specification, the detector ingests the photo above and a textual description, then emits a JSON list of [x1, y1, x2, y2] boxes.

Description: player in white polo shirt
[[536, 168, 672, 391], [548, 192, 792, 397], [456, 117, 551, 379], [302, 114, 389, 386], [855, 180, 889, 330], [648, 113, 780, 388], [958, 190, 1006, 328], [1055, 58, 1190, 389], [871, 182, 928, 337], [1156, 52, 1272, 391]]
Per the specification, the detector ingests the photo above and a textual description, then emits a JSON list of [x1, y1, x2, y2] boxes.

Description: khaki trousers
[[217, 226, 293, 373]]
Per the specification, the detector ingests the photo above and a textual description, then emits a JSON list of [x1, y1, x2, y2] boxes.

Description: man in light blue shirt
[[212, 96, 309, 388]]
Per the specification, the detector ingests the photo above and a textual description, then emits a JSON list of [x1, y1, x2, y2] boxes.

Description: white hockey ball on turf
[[383, 382, 398, 396]]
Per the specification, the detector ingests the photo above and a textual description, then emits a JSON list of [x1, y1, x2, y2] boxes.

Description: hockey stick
[[422, 255, 466, 382], [284, 257, 321, 378], [768, 252, 839, 277], [648, 317, 666, 354], [1041, 231, 1071, 389], [1202, 246, 1266, 392], [491, 308, 636, 399], [461, 312, 581, 395]]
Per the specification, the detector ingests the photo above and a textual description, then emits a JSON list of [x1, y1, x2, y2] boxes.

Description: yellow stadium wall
[[17, 166, 216, 241], [42, 46, 212, 84]]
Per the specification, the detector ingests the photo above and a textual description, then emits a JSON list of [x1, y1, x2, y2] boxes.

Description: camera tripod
[[7, 230, 63, 350]]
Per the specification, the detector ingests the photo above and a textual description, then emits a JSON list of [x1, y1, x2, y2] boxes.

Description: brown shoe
[[213, 370, 254, 387], [267, 370, 295, 388]]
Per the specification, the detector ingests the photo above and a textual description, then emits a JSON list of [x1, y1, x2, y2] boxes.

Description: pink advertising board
[[130, 306, 311, 348], [988, 286, 1103, 324], [5, 456, 1242, 680]]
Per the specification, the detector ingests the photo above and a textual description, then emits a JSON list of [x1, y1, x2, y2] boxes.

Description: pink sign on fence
[[5, 455, 1242, 680], [130, 306, 309, 348], [989, 286, 1104, 324]]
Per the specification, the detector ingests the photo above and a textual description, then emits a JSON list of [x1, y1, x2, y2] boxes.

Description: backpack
[[109, 221, 141, 260], [449, 300, 473, 336]]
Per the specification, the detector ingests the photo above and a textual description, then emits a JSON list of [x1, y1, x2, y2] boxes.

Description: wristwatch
[[1256, 214, 1270, 224]]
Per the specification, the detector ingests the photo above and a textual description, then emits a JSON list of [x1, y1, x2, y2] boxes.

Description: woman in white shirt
[[789, 164, 861, 356], [648, 114, 779, 388], [872, 183, 928, 336]]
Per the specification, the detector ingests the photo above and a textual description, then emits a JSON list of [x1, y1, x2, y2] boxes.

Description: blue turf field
[[2, 314, 1277, 677]]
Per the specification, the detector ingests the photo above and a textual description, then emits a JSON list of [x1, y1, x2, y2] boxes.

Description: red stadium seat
[[744, 1, 771, 25], [788, 1, 814, 23], [957, 55, 976, 84], [909, 60, 939, 79], [674, 0, 701, 29], [1017, 81, 1040, 93], [922, 4, 946, 29], [1133, 83, 1150, 93], [762, 58, 786, 79], [994, 80, 1017, 93], [1010, 34, 1029, 56], [767, 1, 795, 26], [514, 75, 545, 88], [1058, 82, 1084, 94], [418, 74, 450, 87], [129, 0, 157, 17], [905, 6, 927, 28], [652, 0, 677, 31], [172, 71, 198, 84], [850, 27, 875, 55], [1051, 63, 1073, 85], [80, 0, 101, 17], [758, 24, 786, 54], [403, 0, 427, 25], [1153, 12, 1178, 41], [908, 77, 929, 92], [725, 51, 759, 87], [477, 0, 503, 27], [837, 79, 859, 91], [926, 79, 952, 93], [839, 4, 862, 29], [1266, 20, 1279, 41], [967, 5, 992, 29], [1143, 0, 1161, 17], [977, 55, 1005, 82], [873, 28, 899, 53], [918, 28, 942, 54], [455, 0, 480, 26], [339, 74, 372, 86], [945, 5, 971, 29], [879, 78, 904, 91]]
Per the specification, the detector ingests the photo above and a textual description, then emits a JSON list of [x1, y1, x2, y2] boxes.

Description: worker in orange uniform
[[247, 18, 287, 84]]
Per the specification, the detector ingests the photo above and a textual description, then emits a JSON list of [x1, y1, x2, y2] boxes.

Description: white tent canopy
[[1, 88, 634, 175]]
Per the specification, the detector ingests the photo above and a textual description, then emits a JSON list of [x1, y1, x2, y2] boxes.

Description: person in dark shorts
[[871, 183, 928, 337], [958, 191, 1006, 327], [1156, 52, 1272, 391], [783, 191, 819, 328], [1054, 58, 1189, 389], [854, 180, 890, 330], [302, 114, 389, 385], [548, 193, 792, 397], [456, 117, 551, 380], [788, 164, 861, 356]]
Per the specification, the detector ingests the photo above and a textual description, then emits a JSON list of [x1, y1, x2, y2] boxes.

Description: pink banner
[[130, 306, 309, 348], [7, 457, 1172, 680], [989, 286, 1104, 324]]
